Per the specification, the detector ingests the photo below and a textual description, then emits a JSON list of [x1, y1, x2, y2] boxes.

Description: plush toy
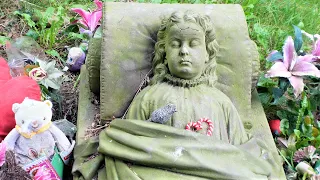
[[0, 57, 41, 141], [66, 46, 86, 71], [3, 97, 75, 166]]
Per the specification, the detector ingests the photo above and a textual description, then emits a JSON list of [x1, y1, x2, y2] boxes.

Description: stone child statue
[[74, 11, 281, 180]]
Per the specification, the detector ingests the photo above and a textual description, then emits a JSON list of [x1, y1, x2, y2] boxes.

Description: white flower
[[36, 60, 64, 89]]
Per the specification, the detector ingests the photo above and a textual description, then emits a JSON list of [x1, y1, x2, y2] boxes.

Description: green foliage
[[14, 6, 68, 49], [0, 36, 10, 45]]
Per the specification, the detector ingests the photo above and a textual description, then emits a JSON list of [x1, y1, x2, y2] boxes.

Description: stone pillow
[[100, 3, 257, 121]]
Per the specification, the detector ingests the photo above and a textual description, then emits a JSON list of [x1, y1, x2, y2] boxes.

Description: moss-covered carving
[[73, 10, 283, 180]]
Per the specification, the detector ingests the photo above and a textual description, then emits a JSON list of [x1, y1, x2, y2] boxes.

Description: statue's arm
[[126, 88, 151, 120], [225, 102, 250, 145]]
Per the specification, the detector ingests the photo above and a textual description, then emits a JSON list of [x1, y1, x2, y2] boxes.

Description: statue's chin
[[171, 71, 201, 80]]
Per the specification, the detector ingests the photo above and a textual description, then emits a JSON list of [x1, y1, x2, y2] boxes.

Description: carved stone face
[[165, 22, 208, 80]]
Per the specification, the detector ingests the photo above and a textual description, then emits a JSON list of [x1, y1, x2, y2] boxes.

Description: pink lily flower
[[0, 141, 6, 166], [265, 36, 320, 97], [312, 35, 320, 60], [71, 0, 102, 32]]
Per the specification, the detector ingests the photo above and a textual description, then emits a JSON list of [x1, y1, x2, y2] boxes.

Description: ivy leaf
[[293, 25, 303, 53], [266, 51, 283, 62], [257, 74, 278, 88], [294, 129, 301, 139], [272, 87, 285, 100], [258, 92, 272, 105], [280, 119, 289, 136]]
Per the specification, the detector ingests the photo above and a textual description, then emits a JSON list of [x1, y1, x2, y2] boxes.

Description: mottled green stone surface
[[76, 2, 285, 179], [86, 38, 101, 94], [100, 3, 254, 122]]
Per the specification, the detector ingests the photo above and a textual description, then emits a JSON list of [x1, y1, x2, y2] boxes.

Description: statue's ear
[[12, 103, 20, 113], [43, 100, 53, 108]]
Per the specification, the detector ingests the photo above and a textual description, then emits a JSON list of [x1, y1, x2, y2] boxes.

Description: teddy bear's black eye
[[43, 117, 46, 121], [21, 120, 24, 124]]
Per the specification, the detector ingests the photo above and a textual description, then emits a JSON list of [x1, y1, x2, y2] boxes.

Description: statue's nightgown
[[127, 76, 249, 145]]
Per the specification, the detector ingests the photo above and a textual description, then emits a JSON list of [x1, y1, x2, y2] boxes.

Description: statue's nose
[[179, 46, 189, 56]]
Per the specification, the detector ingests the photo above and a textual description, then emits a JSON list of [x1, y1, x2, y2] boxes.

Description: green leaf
[[293, 25, 303, 53], [280, 119, 289, 136], [257, 74, 278, 88], [0, 36, 10, 45], [67, 32, 85, 40], [272, 87, 285, 100], [45, 49, 65, 64], [26, 29, 39, 40], [294, 129, 301, 139], [44, 78, 60, 89], [266, 51, 283, 62], [93, 26, 102, 38], [151, 0, 162, 3], [258, 92, 272, 105], [64, 24, 79, 35], [277, 110, 288, 120]]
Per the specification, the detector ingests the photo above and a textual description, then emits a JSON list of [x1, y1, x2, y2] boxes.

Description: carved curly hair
[[150, 10, 219, 87]]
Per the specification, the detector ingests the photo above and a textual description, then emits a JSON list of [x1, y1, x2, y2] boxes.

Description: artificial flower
[[71, 0, 102, 33], [265, 36, 320, 97], [296, 161, 315, 176], [33, 166, 51, 180], [0, 141, 6, 166], [29, 67, 47, 81], [35, 60, 64, 89], [94, 0, 103, 11], [312, 35, 320, 60], [293, 146, 320, 164]]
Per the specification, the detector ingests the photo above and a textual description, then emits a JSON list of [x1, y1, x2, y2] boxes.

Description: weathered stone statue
[[73, 10, 281, 180], [95, 11, 278, 180]]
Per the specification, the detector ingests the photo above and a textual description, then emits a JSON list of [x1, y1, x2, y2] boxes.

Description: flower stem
[[296, 92, 308, 130], [73, 74, 81, 90]]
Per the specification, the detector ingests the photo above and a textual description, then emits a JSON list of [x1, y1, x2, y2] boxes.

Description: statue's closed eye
[[190, 40, 201, 47], [170, 41, 180, 48]]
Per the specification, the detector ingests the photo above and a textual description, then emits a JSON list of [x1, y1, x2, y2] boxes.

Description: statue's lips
[[179, 58, 192, 65]]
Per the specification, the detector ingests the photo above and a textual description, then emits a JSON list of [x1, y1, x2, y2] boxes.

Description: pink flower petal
[[71, 8, 91, 25], [288, 76, 304, 98], [312, 39, 320, 56], [78, 19, 89, 29], [94, 0, 103, 11], [265, 61, 292, 78], [0, 141, 6, 166], [291, 60, 320, 78], [298, 54, 316, 63], [283, 36, 295, 70], [34, 167, 51, 180], [86, 10, 102, 32]]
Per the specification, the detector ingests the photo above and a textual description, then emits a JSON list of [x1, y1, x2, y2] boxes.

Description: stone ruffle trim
[[163, 74, 211, 88]]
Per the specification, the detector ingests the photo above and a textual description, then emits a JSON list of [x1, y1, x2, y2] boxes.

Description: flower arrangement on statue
[[260, 26, 320, 179]]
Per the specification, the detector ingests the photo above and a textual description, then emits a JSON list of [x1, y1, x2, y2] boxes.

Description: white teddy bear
[[4, 97, 75, 165]]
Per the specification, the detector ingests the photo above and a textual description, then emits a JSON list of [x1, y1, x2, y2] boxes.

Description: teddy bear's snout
[[31, 120, 39, 128]]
